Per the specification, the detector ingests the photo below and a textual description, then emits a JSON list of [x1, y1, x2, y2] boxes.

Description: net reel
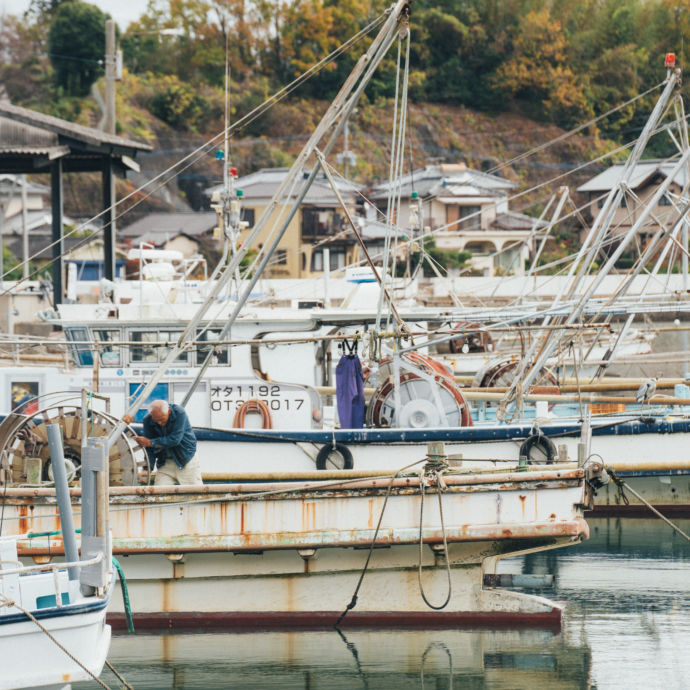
[[0, 392, 145, 487]]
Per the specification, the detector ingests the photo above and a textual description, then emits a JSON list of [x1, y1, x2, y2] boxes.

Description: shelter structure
[[0, 102, 151, 306]]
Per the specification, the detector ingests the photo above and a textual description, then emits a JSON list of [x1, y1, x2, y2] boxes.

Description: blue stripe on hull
[[190, 416, 690, 444], [0, 594, 110, 627]]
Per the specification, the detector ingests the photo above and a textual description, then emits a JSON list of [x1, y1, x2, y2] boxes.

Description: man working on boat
[[123, 400, 202, 485]]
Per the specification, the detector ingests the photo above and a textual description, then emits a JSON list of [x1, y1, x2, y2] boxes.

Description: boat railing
[[0, 552, 106, 610], [0, 551, 103, 579]]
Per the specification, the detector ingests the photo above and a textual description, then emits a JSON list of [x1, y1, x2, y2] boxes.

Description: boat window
[[11, 380, 39, 414], [196, 329, 229, 365], [93, 329, 121, 366], [65, 328, 93, 366], [158, 331, 189, 364], [130, 331, 189, 364]]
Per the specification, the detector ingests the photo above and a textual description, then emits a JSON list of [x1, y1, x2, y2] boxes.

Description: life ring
[[316, 443, 354, 470], [519, 434, 557, 464], [233, 399, 273, 429]]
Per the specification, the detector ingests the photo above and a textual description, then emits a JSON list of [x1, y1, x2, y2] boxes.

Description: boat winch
[[0, 393, 145, 486], [366, 352, 472, 428]]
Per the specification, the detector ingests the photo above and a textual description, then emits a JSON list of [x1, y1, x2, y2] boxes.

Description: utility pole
[[104, 19, 116, 135], [103, 19, 121, 275]]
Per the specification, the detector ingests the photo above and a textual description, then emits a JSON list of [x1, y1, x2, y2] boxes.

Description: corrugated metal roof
[[0, 102, 152, 152], [577, 160, 689, 192]]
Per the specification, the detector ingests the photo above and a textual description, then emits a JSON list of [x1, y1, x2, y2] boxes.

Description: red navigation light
[[230, 167, 238, 177], [665, 53, 676, 67]]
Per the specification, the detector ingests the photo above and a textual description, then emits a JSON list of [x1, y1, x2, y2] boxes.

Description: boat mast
[[498, 67, 683, 416], [102, 1, 412, 446]]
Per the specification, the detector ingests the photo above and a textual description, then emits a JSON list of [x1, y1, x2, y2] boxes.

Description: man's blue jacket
[[142, 403, 197, 469]]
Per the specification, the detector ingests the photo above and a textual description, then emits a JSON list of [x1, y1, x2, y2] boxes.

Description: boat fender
[[519, 434, 557, 464], [316, 443, 354, 470]]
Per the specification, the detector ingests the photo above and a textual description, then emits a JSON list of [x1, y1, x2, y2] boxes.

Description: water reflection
[[77, 518, 690, 689], [81, 627, 592, 689]]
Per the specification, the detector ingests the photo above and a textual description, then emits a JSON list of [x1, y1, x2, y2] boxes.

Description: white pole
[[21, 176, 29, 280], [323, 247, 330, 307]]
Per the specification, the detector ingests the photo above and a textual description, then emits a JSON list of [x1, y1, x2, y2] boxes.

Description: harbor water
[[76, 517, 690, 689]]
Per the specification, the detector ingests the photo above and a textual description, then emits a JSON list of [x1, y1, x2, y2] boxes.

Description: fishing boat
[[4, 446, 599, 628], [0, 423, 114, 689], [0, 535, 113, 690]]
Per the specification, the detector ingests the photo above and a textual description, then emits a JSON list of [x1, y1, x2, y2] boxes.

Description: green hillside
[[0, 0, 681, 224]]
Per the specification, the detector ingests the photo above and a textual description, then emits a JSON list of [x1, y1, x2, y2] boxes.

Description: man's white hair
[[149, 399, 169, 414]]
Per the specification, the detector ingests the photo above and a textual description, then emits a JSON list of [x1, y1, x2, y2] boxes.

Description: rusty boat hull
[[2, 467, 589, 629]]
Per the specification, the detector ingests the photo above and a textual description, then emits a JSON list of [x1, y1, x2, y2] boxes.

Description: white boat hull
[[0, 604, 111, 690]]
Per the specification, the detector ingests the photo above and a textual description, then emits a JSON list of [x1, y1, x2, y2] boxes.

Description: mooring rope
[[607, 468, 690, 542], [335, 457, 427, 627], [417, 460, 452, 610]]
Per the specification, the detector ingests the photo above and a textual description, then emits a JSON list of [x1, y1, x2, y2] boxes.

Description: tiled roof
[[119, 212, 217, 242], [577, 159, 688, 192], [370, 163, 515, 201], [205, 167, 363, 206]]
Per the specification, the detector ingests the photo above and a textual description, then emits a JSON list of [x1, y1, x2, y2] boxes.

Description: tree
[[48, 1, 107, 96], [492, 9, 592, 125]]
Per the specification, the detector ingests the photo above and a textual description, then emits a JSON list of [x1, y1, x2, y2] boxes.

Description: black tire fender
[[316, 443, 354, 470], [519, 434, 557, 464]]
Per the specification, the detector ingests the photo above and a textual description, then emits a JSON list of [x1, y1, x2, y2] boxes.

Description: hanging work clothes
[[335, 354, 365, 429]]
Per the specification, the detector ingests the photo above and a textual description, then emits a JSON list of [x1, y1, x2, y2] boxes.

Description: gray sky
[[2, 0, 145, 30]]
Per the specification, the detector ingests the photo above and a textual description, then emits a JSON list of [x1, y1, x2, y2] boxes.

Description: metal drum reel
[[0, 392, 145, 487], [367, 353, 472, 428]]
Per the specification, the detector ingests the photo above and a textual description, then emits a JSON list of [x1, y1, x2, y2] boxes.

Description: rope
[[0, 593, 112, 689], [417, 461, 452, 610], [335, 457, 426, 627], [607, 468, 690, 542], [104, 660, 134, 690]]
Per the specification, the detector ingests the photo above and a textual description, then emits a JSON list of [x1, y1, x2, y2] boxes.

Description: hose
[[233, 399, 273, 429], [112, 556, 135, 634]]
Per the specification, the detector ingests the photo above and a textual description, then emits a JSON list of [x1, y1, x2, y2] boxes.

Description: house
[[118, 212, 218, 257], [576, 159, 685, 246], [370, 163, 545, 276], [205, 168, 363, 278], [0, 175, 50, 222]]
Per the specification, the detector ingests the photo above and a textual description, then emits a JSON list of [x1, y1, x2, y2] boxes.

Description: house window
[[241, 208, 255, 227], [597, 197, 605, 209], [275, 249, 288, 265], [459, 205, 481, 230], [311, 248, 346, 272], [620, 196, 627, 208], [659, 195, 672, 206]]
